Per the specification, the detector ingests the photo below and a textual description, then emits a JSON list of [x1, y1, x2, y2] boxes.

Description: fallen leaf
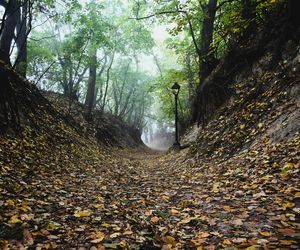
[[23, 229, 34, 246], [222, 239, 231, 245], [46, 221, 60, 230], [232, 219, 243, 226], [150, 216, 160, 223], [74, 210, 91, 217], [278, 227, 296, 234], [161, 236, 177, 246], [103, 243, 119, 249], [145, 210, 152, 216], [5, 199, 15, 206], [232, 238, 247, 244], [110, 232, 121, 238], [246, 246, 258, 250], [280, 240, 297, 245], [197, 232, 210, 238], [90, 231, 105, 243], [123, 230, 133, 235], [259, 231, 272, 237], [9, 215, 21, 224], [282, 201, 294, 210]]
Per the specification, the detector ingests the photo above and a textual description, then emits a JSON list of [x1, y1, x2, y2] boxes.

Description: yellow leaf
[[9, 215, 21, 224], [280, 240, 297, 245], [212, 182, 220, 192], [20, 204, 32, 212], [240, 124, 245, 129], [46, 221, 60, 230], [259, 231, 272, 236], [223, 239, 232, 245], [170, 208, 179, 214], [282, 201, 294, 210], [222, 205, 232, 212], [5, 199, 15, 206], [284, 162, 295, 168], [93, 203, 104, 209], [97, 196, 105, 202], [74, 210, 91, 217], [295, 192, 300, 198], [246, 246, 258, 250], [161, 236, 177, 246], [119, 241, 127, 247], [197, 247, 204, 250]]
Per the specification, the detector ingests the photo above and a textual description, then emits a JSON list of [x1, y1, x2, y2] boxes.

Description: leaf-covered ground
[[1, 19, 299, 250], [0, 132, 299, 249]]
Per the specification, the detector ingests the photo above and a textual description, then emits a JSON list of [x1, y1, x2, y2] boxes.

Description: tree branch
[[185, 11, 201, 56], [35, 60, 56, 85], [130, 10, 186, 20]]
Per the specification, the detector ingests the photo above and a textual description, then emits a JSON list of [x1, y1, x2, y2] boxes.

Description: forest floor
[[1, 39, 299, 249], [0, 140, 299, 249]]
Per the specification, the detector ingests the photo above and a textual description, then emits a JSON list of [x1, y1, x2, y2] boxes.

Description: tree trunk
[[101, 52, 114, 111], [15, 0, 29, 77], [191, 0, 217, 123], [241, 0, 256, 38], [0, 0, 19, 64], [0, 0, 21, 134], [199, 0, 217, 83], [85, 51, 97, 117]]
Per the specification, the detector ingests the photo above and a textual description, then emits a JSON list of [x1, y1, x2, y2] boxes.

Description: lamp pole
[[171, 83, 180, 150]]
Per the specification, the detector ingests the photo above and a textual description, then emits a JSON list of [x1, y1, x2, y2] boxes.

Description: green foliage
[[27, 0, 156, 131]]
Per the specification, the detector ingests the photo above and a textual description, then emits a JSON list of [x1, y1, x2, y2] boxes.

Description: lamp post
[[171, 82, 180, 151]]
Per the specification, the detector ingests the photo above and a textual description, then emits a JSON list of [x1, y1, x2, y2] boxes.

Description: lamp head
[[171, 82, 180, 95]]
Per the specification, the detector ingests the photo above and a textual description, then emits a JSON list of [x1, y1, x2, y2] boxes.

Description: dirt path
[[1, 146, 299, 249]]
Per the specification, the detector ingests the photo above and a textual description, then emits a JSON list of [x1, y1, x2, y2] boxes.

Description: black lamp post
[[171, 82, 180, 150]]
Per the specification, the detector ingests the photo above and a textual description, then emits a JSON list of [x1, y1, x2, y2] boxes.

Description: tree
[[77, 0, 111, 117]]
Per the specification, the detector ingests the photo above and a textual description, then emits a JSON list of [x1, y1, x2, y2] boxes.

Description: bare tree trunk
[[101, 52, 114, 111], [85, 51, 97, 117], [93, 54, 107, 108]]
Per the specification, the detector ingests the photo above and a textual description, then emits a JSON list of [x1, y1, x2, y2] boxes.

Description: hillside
[[43, 92, 143, 148]]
